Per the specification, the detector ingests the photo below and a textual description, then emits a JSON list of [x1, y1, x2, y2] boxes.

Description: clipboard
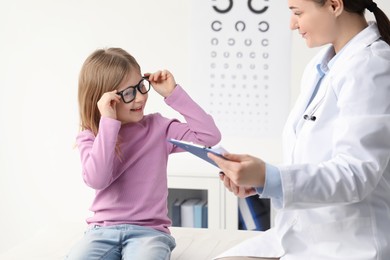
[[168, 138, 228, 168]]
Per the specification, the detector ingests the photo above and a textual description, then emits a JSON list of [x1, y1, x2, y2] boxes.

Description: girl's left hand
[[145, 70, 176, 98]]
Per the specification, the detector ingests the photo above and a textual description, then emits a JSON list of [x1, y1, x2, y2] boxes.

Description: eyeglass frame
[[116, 76, 151, 103]]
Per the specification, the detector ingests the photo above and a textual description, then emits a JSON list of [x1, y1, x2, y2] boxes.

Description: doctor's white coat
[[275, 23, 390, 259]]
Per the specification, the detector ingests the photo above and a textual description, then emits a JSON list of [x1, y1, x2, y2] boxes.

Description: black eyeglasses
[[117, 77, 151, 103]]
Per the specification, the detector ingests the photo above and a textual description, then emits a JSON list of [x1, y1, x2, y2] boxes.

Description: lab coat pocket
[[306, 217, 377, 260]]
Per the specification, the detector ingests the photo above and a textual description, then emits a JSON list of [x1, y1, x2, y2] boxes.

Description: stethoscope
[[303, 85, 327, 122], [303, 114, 317, 121]]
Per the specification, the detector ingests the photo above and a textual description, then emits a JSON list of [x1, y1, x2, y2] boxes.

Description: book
[[202, 202, 208, 228], [171, 198, 185, 227], [168, 138, 228, 168], [238, 197, 257, 230], [194, 200, 207, 228], [181, 199, 201, 227]]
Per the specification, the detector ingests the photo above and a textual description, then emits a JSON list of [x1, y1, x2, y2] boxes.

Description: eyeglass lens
[[121, 79, 150, 103]]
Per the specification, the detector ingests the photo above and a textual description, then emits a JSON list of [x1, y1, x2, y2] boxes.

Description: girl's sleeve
[[76, 117, 121, 190], [164, 85, 222, 151]]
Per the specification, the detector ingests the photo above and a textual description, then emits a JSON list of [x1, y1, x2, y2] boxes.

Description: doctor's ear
[[328, 0, 344, 16]]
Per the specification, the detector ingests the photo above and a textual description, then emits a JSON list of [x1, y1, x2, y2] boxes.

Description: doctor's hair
[[78, 47, 141, 136], [312, 0, 390, 45]]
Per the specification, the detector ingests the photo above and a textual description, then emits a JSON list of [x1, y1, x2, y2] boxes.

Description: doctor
[[209, 0, 390, 259]]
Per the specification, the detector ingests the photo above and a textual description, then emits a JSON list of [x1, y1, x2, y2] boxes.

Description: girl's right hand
[[97, 90, 121, 120]]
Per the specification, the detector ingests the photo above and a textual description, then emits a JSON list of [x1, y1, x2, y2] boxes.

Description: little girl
[[66, 47, 221, 259]]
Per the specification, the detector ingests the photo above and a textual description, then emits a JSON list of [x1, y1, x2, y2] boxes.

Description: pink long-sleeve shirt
[[76, 85, 221, 233]]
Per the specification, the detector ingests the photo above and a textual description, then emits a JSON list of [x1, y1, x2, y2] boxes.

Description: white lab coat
[[215, 22, 390, 260], [276, 23, 390, 259]]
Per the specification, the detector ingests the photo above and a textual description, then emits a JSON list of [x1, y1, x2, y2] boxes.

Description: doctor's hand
[[219, 173, 257, 198], [208, 153, 266, 197]]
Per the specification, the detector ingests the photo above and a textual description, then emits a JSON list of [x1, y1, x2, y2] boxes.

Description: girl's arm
[[76, 117, 121, 190], [165, 84, 221, 149], [147, 69, 221, 147]]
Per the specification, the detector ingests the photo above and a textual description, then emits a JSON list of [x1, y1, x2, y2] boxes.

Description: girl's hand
[[146, 70, 176, 98], [97, 90, 121, 119]]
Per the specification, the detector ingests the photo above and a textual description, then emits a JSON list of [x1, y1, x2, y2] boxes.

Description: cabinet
[[167, 172, 238, 230], [167, 153, 274, 231]]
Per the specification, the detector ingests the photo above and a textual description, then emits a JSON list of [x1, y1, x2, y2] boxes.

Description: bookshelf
[[167, 173, 239, 230]]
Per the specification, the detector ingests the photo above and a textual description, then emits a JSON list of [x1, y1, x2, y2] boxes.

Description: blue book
[[202, 202, 208, 228], [171, 198, 184, 227], [194, 200, 207, 228]]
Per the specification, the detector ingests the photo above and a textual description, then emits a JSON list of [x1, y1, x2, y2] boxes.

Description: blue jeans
[[65, 224, 176, 260]]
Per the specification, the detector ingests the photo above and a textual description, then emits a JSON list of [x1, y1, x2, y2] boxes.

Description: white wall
[[1, 0, 389, 253]]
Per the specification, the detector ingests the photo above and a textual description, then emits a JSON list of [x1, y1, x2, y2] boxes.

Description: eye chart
[[189, 0, 292, 138]]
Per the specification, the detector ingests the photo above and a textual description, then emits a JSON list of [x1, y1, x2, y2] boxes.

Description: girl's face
[[288, 0, 338, 48], [116, 70, 148, 124]]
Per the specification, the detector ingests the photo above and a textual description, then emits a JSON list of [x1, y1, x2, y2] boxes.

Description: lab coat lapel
[[285, 62, 323, 136], [292, 73, 320, 133], [294, 75, 329, 134], [283, 63, 322, 163]]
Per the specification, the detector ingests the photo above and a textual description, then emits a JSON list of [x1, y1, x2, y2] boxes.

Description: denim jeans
[[65, 224, 176, 260]]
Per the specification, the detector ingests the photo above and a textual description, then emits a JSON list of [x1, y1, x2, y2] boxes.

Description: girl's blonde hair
[[78, 48, 141, 136]]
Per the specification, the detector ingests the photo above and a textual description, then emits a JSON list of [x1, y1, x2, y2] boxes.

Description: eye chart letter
[[190, 0, 292, 138]]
